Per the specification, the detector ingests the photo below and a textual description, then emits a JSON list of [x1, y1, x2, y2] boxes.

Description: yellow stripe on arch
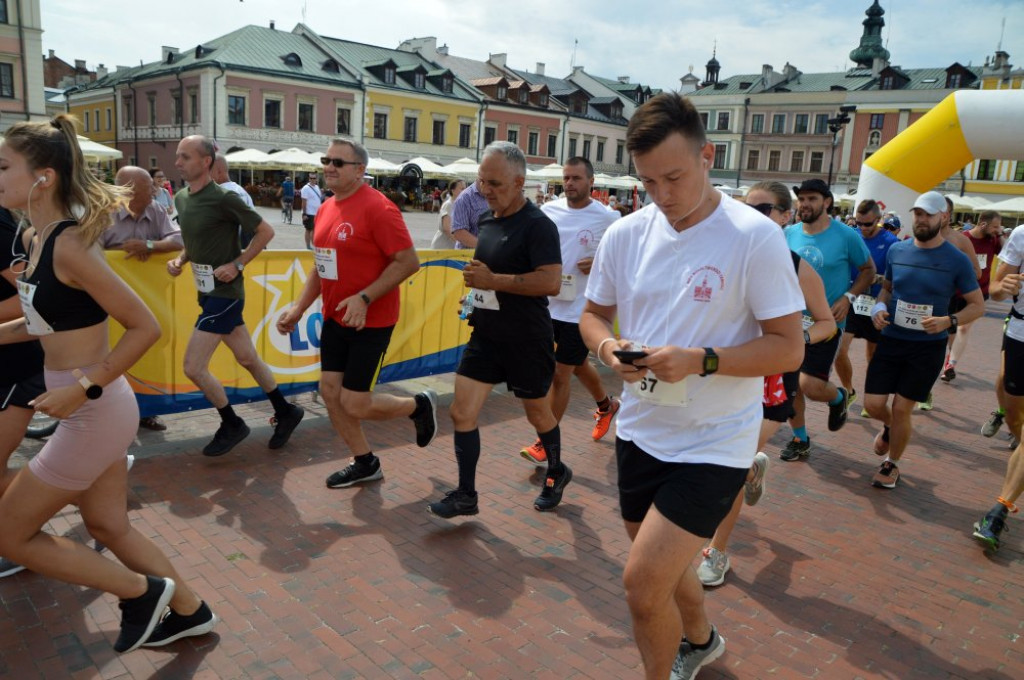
[[863, 94, 974, 193]]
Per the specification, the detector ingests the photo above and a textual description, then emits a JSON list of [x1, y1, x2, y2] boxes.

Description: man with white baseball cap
[[863, 191, 984, 489]]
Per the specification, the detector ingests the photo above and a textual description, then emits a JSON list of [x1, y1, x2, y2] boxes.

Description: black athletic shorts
[[1003, 335, 1024, 397], [195, 296, 245, 335], [0, 372, 45, 411], [864, 336, 946, 403], [320, 319, 394, 392], [616, 438, 748, 539], [800, 332, 841, 382], [762, 371, 800, 423], [552, 319, 589, 366], [303, 213, 316, 230], [456, 332, 555, 400], [844, 311, 882, 343]]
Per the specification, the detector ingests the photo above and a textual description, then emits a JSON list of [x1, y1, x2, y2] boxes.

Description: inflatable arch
[[856, 90, 1024, 223]]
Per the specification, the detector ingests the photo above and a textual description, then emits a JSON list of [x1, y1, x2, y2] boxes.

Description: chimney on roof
[[47, 49, 55, 59], [162, 46, 179, 63], [536, 62, 545, 76], [993, 50, 1010, 69], [74, 59, 86, 71], [96, 64, 108, 78], [398, 37, 438, 56], [438, 44, 448, 56], [489, 52, 507, 68], [617, 76, 630, 83], [270, 20, 275, 29], [782, 62, 799, 80], [571, 65, 584, 77], [871, 56, 888, 77]]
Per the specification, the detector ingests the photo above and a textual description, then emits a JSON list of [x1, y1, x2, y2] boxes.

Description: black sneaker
[[827, 387, 849, 432], [142, 601, 218, 647], [779, 437, 811, 462], [428, 489, 479, 518], [534, 464, 573, 512], [940, 366, 956, 382], [411, 389, 438, 447], [0, 556, 25, 579], [973, 505, 1008, 552], [325, 459, 383, 488], [202, 419, 250, 457], [113, 576, 175, 653], [268, 404, 304, 449]]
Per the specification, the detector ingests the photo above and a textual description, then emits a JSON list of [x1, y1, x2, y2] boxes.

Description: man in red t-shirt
[[277, 139, 438, 488], [942, 209, 1004, 383]]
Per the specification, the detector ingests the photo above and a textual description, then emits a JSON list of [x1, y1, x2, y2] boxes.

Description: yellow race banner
[[107, 249, 472, 416]]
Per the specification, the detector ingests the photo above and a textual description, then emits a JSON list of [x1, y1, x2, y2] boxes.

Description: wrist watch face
[[235, 261, 244, 271], [85, 384, 103, 399]]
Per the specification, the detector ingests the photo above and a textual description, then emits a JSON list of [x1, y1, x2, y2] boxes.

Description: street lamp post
[[826, 110, 852, 189]]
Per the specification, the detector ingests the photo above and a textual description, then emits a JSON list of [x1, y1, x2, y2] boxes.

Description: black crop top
[[18, 220, 108, 335]]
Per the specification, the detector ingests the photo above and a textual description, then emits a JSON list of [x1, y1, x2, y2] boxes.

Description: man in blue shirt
[[279, 176, 295, 224], [782, 179, 874, 462], [865, 191, 983, 489]]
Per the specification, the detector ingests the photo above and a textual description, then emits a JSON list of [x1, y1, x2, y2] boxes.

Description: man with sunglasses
[[781, 179, 874, 462], [834, 199, 897, 418], [276, 139, 438, 490], [300, 174, 323, 250]]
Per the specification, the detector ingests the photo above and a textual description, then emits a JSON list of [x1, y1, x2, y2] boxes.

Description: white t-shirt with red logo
[[541, 197, 620, 324], [586, 192, 803, 468]]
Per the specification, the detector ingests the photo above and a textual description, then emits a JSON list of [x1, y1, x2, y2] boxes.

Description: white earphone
[[34, 176, 45, 185]]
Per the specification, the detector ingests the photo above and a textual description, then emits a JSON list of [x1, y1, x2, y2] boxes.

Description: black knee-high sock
[[538, 425, 562, 475], [217, 404, 241, 424], [454, 429, 481, 494], [266, 387, 289, 414]]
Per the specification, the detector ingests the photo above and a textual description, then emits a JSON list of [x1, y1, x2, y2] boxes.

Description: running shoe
[[696, 548, 730, 587], [427, 489, 479, 518], [871, 461, 900, 489], [1011, 435, 1020, 450], [114, 576, 175, 654], [143, 601, 218, 647], [916, 393, 933, 411], [519, 439, 546, 464], [534, 464, 573, 511], [779, 437, 811, 462], [670, 626, 726, 680], [411, 390, 438, 448], [202, 419, 250, 457], [861, 407, 871, 419], [846, 388, 858, 406], [326, 459, 383, 488], [940, 366, 956, 382], [0, 556, 25, 579], [138, 416, 167, 431], [591, 396, 621, 441], [827, 387, 850, 431], [744, 452, 769, 506], [981, 411, 1004, 438], [972, 505, 1008, 553], [268, 404, 304, 449]]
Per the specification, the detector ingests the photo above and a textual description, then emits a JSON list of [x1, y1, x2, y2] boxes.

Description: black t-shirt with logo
[[470, 201, 561, 340], [0, 208, 44, 385]]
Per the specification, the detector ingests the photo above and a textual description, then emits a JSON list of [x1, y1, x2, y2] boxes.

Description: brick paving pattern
[[1, 302, 1021, 679]]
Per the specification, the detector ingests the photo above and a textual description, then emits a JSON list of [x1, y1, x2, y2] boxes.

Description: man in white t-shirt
[[580, 93, 804, 680], [212, 154, 255, 208], [519, 157, 622, 464], [300, 174, 323, 249]]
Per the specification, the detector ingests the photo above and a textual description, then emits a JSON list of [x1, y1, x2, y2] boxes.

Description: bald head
[[212, 153, 230, 184], [115, 165, 154, 214]]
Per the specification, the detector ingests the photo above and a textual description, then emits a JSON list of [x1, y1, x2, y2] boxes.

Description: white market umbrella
[[366, 157, 400, 174], [592, 173, 617, 189], [527, 163, 564, 182], [225, 148, 272, 165], [403, 156, 453, 177], [944, 193, 991, 212], [265, 148, 321, 170], [440, 157, 479, 179], [608, 175, 643, 191], [77, 135, 122, 161], [984, 196, 1024, 215]]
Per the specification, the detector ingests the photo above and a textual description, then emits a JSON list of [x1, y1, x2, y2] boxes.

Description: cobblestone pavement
[[1, 302, 1021, 679]]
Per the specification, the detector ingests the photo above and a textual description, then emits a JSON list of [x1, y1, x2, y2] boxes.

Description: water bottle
[[459, 293, 474, 320]]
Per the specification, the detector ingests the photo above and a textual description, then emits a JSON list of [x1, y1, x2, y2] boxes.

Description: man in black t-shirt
[[428, 142, 566, 518]]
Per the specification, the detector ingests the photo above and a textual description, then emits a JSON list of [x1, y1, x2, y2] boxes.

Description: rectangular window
[[717, 112, 730, 132], [484, 126, 496, 145], [809, 151, 824, 173], [615, 142, 624, 165], [750, 114, 764, 133], [1015, 161, 1024, 182], [869, 113, 885, 129], [0, 3, 7, 23], [373, 113, 388, 139], [148, 94, 157, 126], [699, 112, 709, 130], [977, 159, 996, 181], [84, 110, 90, 132], [404, 116, 417, 142], [713, 144, 727, 169], [746, 149, 760, 171], [568, 138, 577, 157], [794, 114, 809, 134], [596, 140, 605, 162], [549, 134, 559, 158], [298, 103, 314, 132], [227, 95, 246, 126], [264, 99, 281, 128], [771, 114, 786, 134], [189, 92, 198, 124], [528, 131, 539, 156], [124, 98, 134, 127], [768, 150, 781, 171], [814, 113, 829, 134], [171, 96, 181, 125], [432, 120, 445, 145], [105, 109, 112, 130], [94, 108, 101, 130], [790, 150, 805, 173], [507, 128, 518, 145], [459, 123, 472, 148], [582, 139, 591, 159], [336, 108, 351, 135]]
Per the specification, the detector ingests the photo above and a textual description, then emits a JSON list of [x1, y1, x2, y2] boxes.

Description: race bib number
[[314, 247, 338, 280], [853, 295, 876, 316], [894, 299, 932, 330], [470, 288, 500, 311], [17, 280, 55, 336], [191, 263, 215, 293], [802, 314, 814, 331], [977, 253, 988, 270], [554, 274, 577, 301], [626, 374, 689, 407]]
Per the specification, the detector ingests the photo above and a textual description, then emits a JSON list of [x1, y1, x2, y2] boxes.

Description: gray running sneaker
[[696, 548, 730, 587], [670, 626, 726, 680], [981, 411, 1004, 438], [744, 452, 769, 506]]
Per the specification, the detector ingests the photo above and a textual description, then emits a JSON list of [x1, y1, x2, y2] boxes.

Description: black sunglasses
[[747, 202, 785, 217], [320, 156, 363, 168], [855, 220, 877, 228]]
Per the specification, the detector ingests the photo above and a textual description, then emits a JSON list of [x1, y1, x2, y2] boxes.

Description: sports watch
[[949, 314, 959, 332], [844, 292, 857, 304], [72, 369, 103, 400], [360, 292, 372, 305], [699, 347, 719, 377], [234, 261, 244, 272]]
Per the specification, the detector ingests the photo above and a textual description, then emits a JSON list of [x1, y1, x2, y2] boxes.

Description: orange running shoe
[[519, 439, 547, 464], [591, 396, 621, 441]]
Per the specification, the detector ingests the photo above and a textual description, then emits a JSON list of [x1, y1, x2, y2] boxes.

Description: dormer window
[[948, 73, 962, 88], [322, 59, 340, 73], [384, 66, 396, 84], [282, 53, 302, 67], [414, 72, 425, 89], [519, 89, 529, 104], [538, 93, 548, 107], [497, 85, 507, 100], [442, 75, 453, 93], [880, 75, 894, 90]]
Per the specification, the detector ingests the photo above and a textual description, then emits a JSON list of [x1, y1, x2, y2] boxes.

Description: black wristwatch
[[699, 347, 719, 377], [359, 292, 372, 305], [803, 330, 811, 344], [949, 314, 958, 332], [73, 369, 103, 400]]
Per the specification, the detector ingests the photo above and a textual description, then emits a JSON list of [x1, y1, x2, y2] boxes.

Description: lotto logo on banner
[[249, 259, 324, 376]]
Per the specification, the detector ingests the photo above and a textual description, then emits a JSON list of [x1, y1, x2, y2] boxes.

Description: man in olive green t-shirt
[[168, 135, 304, 456]]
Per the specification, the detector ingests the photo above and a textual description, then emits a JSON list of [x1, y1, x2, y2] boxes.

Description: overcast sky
[[42, 0, 1023, 92]]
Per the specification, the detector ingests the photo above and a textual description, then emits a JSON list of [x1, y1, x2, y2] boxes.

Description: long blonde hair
[[3, 114, 129, 245]]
